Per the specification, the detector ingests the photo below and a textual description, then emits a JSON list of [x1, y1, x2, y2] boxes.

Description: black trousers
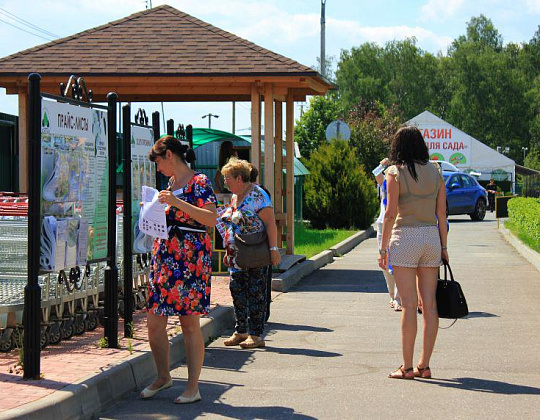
[[230, 267, 268, 336]]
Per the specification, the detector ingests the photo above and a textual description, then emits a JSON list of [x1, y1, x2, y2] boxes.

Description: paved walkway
[[101, 212, 540, 419], [0, 276, 234, 415]]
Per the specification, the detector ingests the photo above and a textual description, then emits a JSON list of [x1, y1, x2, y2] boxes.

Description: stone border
[[1, 306, 235, 420], [272, 226, 375, 292], [498, 224, 540, 273]]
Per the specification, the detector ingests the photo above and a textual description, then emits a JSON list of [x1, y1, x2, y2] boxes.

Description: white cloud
[[525, 0, 540, 12], [420, 0, 465, 22], [327, 18, 454, 54]]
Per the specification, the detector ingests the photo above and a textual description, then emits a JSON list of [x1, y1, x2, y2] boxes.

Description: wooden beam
[[250, 84, 261, 179], [264, 83, 274, 200], [285, 91, 295, 255], [274, 100, 283, 247], [18, 91, 27, 193]]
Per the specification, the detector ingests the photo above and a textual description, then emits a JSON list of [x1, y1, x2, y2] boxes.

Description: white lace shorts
[[389, 225, 442, 268]]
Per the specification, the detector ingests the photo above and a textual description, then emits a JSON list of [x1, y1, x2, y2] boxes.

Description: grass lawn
[[293, 222, 358, 258], [505, 220, 540, 253]]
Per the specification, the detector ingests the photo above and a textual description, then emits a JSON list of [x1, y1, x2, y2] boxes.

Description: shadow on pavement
[[0, 372, 70, 390], [262, 346, 341, 358], [294, 269, 388, 294], [423, 377, 540, 395], [265, 322, 333, 333], [101, 380, 317, 420], [464, 311, 499, 319]]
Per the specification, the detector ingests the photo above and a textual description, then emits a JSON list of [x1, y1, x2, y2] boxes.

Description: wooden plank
[[274, 100, 283, 214], [18, 91, 27, 193], [285, 91, 295, 254], [264, 83, 274, 199], [250, 84, 261, 179]]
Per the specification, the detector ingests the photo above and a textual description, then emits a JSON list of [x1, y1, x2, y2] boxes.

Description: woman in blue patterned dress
[[218, 158, 280, 349], [140, 135, 217, 404]]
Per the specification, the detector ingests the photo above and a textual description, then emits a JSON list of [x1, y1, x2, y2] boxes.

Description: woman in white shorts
[[378, 126, 448, 380]]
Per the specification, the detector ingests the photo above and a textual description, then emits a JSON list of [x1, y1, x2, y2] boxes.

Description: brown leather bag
[[233, 230, 270, 269]]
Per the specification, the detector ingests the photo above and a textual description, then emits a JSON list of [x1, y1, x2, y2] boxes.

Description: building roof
[[0, 5, 320, 78]]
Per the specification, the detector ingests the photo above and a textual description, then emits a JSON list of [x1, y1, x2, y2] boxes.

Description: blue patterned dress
[[147, 173, 216, 316]]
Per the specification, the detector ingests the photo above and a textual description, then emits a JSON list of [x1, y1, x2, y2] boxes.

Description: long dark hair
[[389, 126, 429, 181], [218, 141, 235, 169], [149, 135, 196, 164]]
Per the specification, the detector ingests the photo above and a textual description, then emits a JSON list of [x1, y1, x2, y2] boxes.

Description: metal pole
[[122, 104, 133, 338], [152, 111, 162, 190], [166, 119, 174, 136], [104, 92, 119, 348], [24, 72, 42, 379], [232, 102, 236, 134], [320, 0, 326, 78], [186, 124, 194, 170]]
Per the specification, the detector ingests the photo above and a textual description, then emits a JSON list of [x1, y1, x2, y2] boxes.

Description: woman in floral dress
[[140, 135, 217, 404]]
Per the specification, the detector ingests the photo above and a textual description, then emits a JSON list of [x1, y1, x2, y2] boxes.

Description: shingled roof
[[0, 4, 319, 77]]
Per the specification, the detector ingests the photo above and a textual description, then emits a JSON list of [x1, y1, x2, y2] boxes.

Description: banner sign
[[418, 125, 471, 167], [131, 125, 156, 253], [40, 99, 109, 270]]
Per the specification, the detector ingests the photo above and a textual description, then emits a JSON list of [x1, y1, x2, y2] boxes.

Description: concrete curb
[[498, 224, 540, 273], [1, 305, 235, 420], [272, 226, 374, 292]]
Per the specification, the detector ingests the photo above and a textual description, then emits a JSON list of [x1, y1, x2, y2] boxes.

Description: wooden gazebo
[[0, 5, 331, 254]]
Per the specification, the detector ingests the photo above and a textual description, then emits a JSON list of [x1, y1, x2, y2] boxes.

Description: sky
[[1, 0, 540, 134]]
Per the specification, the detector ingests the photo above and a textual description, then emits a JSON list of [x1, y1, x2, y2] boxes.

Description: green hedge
[[507, 197, 540, 251]]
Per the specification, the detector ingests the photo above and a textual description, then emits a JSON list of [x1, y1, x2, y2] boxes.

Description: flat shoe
[[224, 332, 248, 346], [140, 378, 173, 399], [174, 390, 201, 404], [414, 366, 432, 379], [388, 365, 414, 380], [239, 336, 265, 349]]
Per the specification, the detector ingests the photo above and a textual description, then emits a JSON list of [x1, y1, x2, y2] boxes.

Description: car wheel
[[470, 199, 486, 221]]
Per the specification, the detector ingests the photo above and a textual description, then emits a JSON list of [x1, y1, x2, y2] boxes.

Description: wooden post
[[285, 91, 295, 255], [274, 100, 283, 247], [18, 91, 28, 193], [250, 84, 261, 179], [264, 83, 274, 199]]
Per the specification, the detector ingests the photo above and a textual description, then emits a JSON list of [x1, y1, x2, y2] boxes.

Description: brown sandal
[[224, 332, 248, 346], [239, 335, 265, 349], [414, 366, 431, 379], [388, 365, 415, 380]]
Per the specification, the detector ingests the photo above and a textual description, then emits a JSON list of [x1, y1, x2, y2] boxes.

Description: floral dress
[[219, 185, 273, 271], [147, 173, 216, 316]]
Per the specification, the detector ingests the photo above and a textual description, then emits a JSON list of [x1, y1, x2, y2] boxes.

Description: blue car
[[443, 171, 488, 221]]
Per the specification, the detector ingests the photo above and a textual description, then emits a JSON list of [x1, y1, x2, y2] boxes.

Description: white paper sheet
[[138, 186, 168, 240]]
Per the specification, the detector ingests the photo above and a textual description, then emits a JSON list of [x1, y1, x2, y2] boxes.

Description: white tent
[[407, 111, 515, 189]]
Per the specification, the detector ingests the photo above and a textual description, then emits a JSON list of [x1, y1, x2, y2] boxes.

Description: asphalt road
[[101, 212, 540, 419]]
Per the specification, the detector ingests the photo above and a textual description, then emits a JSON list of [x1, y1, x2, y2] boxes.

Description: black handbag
[[436, 262, 469, 322], [233, 230, 270, 269]]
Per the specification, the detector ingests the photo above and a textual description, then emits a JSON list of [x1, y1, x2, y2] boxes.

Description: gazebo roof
[[0, 5, 330, 101]]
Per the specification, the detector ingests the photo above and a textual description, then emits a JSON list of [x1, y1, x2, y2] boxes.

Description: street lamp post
[[522, 146, 529, 163], [202, 113, 219, 129]]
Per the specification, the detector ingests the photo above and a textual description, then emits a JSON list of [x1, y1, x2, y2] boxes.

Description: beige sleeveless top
[[387, 162, 443, 228]]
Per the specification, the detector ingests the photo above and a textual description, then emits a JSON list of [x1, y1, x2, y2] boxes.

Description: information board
[[40, 99, 109, 270]]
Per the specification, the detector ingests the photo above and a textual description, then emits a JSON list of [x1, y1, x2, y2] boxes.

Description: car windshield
[[443, 174, 450, 181]]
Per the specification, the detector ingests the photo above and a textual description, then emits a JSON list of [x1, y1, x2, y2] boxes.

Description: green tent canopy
[[191, 128, 247, 148]]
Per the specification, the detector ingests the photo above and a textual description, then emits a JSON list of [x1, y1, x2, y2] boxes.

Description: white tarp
[[407, 111, 515, 186]]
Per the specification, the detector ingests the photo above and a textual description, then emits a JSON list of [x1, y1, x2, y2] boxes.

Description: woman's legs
[[147, 312, 171, 388], [416, 267, 439, 368], [246, 267, 267, 337], [229, 270, 249, 334], [392, 266, 418, 369], [179, 315, 204, 397]]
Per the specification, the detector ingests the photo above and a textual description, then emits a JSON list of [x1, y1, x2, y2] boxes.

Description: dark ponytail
[[149, 135, 196, 164], [249, 164, 259, 182]]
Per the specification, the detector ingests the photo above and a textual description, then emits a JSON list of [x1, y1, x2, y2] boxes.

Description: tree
[[303, 138, 378, 229], [525, 144, 540, 171], [294, 95, 342, 159], [347, 101, 402, 172]]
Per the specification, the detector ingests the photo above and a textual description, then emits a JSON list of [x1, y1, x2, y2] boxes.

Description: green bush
[[507, 197, 540, 249], [303, 138, 378, 229]]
